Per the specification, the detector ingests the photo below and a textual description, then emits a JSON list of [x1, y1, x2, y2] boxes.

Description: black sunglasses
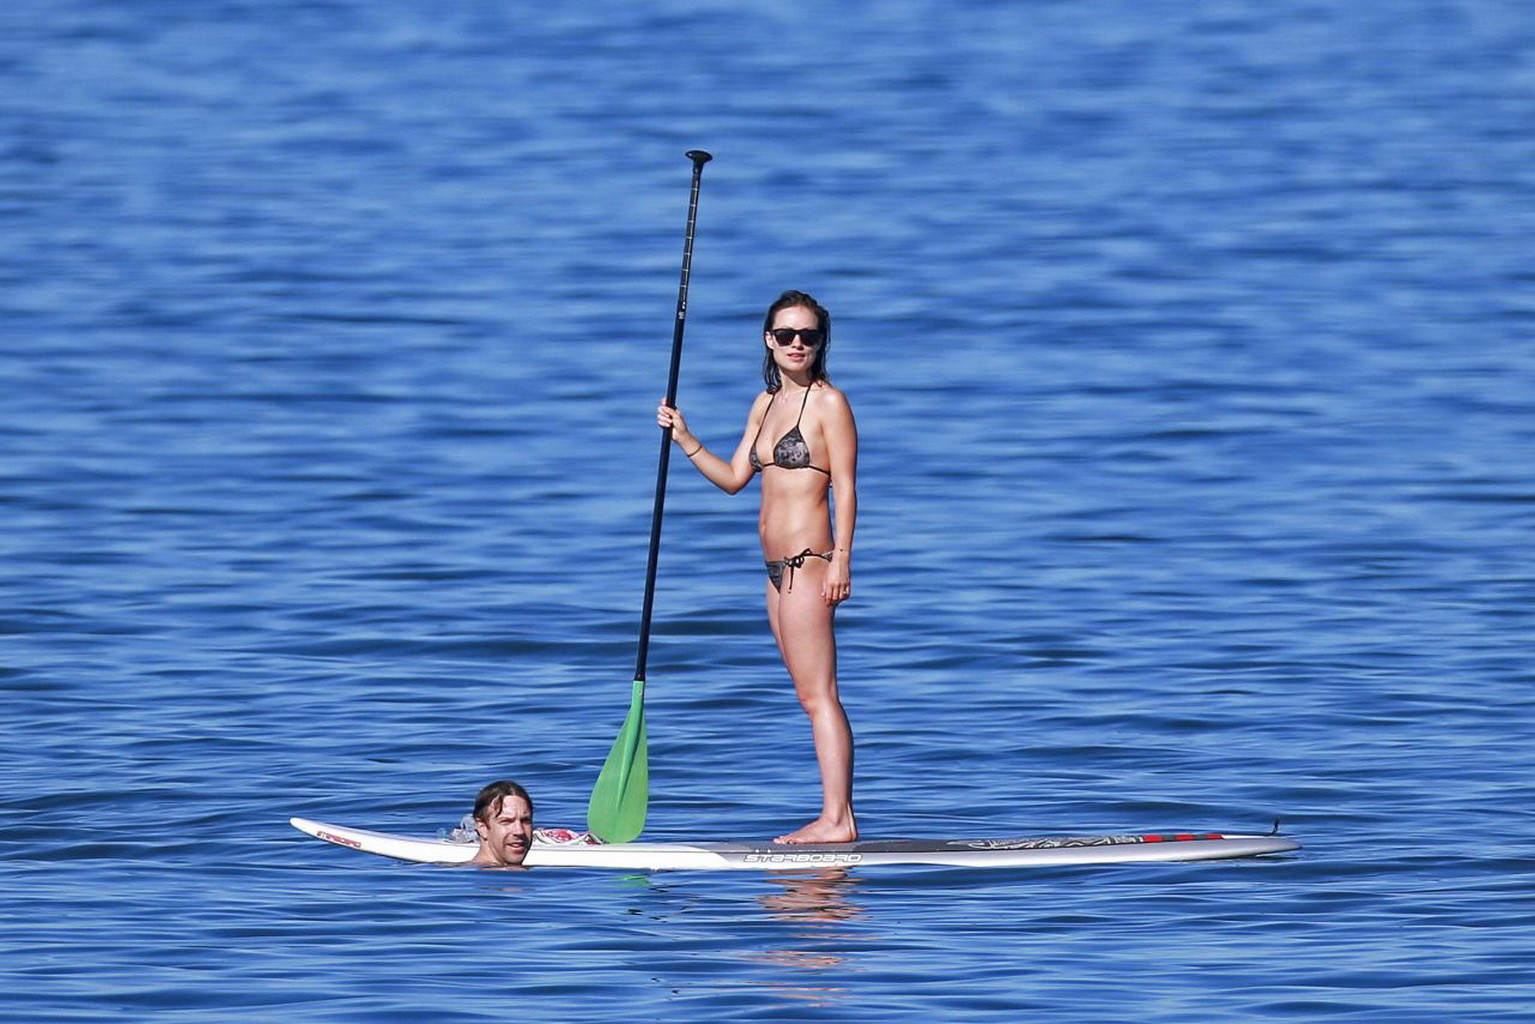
[[769, 327, 824, 348]]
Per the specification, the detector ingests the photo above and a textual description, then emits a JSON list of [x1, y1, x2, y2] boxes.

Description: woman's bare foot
[[773, 816, 858, 845]]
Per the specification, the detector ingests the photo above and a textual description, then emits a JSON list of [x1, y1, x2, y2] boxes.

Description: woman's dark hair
[[473, 779, 534, 822], [762, 290, 831, 392]]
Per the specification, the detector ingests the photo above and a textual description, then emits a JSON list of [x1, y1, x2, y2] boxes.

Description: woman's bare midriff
[[757, 471, 833, 556]]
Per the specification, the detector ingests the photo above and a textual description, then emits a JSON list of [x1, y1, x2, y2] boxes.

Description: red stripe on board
[[1143, 833, 1228, 843]]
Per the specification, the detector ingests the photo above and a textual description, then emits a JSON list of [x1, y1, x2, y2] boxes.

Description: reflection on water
[[741, 870, 868, 1006], [757, 869, 866, 926]]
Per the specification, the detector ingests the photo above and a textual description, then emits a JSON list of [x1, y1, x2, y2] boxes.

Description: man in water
[[464, 780, 597, 867], [469, 779, 534, 867]]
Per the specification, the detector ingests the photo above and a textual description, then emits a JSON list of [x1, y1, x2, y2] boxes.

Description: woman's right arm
[[657, 396, 762, 495]]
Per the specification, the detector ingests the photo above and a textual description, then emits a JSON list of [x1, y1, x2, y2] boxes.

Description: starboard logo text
[[742, 852, 863, 865]]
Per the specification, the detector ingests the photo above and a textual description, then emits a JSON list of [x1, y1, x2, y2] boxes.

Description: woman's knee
[[791, 674, 842, 714]]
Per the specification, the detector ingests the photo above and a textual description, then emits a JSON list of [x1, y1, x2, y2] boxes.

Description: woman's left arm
[[822, 389, 858, 606]]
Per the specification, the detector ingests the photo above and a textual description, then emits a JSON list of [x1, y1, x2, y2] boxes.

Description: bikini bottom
[[765, 548, 833, 593]]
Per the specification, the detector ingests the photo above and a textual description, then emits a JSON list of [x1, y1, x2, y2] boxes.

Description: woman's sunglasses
[[769, 328, 824, 348]]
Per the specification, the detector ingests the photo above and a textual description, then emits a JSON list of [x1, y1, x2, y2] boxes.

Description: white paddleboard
[[289, 816, 1299, 870]]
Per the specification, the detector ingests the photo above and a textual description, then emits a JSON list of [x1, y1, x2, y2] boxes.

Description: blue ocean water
[[4, 0, 1533, 1019]]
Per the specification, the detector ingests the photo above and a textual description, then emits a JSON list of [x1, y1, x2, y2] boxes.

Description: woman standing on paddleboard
[[657, 290, 858, 845]]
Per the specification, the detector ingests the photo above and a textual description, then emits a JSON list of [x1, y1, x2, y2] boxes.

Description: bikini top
[[749, 386, 830, 475]]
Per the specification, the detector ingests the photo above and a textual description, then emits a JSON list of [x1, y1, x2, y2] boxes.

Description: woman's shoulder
[[744, 388, 774, 424], [811, 381, 851, 410]]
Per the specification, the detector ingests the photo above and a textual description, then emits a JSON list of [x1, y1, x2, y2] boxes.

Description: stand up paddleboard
[[289, 817, 1299, 870]]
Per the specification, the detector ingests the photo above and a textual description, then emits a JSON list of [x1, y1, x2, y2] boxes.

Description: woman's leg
[[765, 561, 857, 843]]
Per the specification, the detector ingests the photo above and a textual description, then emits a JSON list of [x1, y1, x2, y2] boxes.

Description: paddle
[[587, 149, 713, 844]]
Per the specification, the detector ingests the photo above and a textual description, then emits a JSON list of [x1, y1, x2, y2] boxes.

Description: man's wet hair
[[473, 780, 534, 823]]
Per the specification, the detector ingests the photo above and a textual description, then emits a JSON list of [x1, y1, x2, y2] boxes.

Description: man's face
[[474, 794, 534, 866]]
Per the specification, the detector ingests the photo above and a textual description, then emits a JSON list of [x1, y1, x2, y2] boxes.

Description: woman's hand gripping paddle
[[587, 150, 712, 844]]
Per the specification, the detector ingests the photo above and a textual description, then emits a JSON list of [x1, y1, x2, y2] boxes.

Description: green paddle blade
[[587, 680, 648, 843]]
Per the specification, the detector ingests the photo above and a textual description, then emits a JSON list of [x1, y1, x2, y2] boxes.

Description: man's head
[[471, 780, 534, 867]]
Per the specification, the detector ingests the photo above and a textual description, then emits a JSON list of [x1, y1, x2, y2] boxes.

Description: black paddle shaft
[[634, 149, 712, 682]]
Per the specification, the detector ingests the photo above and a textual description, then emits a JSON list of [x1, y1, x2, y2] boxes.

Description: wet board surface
[[289, 817, 1300, 870]]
